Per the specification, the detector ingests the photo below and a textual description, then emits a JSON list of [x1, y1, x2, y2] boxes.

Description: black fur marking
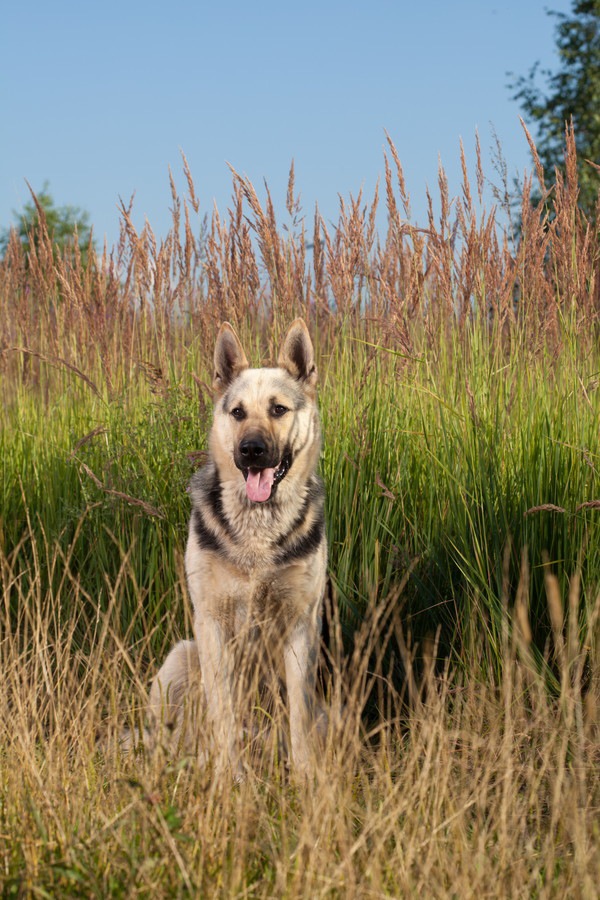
[[205, 471, 236, 538], [193, 507, 224, 553], [276, 479, 322, 547], [275, 516, 324, 564], [276, 494, 311, 546]]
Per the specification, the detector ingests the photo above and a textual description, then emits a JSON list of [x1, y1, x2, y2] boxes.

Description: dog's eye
[[271, 404, 289, 418], [230, 407, 246, 420]]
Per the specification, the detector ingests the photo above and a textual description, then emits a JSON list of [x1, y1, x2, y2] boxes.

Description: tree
[[0, 182, 94, 262], [510, 0, 600, 220]]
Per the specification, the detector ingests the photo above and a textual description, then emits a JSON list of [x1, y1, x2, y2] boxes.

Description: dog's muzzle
[[236, 438, 292, 502]]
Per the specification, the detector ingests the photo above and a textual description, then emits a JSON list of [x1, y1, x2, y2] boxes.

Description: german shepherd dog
[[148, 319, 327, 775]]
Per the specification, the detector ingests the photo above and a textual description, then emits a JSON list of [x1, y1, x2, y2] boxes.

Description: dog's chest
[[247, 578, 287, 622], [229, 576, 296, 633]]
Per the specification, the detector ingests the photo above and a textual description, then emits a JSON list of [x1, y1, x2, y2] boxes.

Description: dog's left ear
[[213, 322, 249, 396], [278, 319, 317, 394]]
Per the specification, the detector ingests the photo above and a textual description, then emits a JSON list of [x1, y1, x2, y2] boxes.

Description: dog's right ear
[[213, 323, 249, 396], [278, 318, 317, 395]]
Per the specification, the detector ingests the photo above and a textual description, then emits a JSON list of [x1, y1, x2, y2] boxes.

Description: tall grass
[[1, 128, 599, 893]]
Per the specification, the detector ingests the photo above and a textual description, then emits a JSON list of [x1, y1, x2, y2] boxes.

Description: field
[[0, 131, 599, 896]]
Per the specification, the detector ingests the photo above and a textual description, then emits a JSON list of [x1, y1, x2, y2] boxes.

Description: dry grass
[[2, 127, 599, 396], [0, 530, 598, 896], [1, 128, 600, 894]]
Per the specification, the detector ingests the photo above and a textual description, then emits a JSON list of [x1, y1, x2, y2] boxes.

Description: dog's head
[[210, 319, 320, 503]]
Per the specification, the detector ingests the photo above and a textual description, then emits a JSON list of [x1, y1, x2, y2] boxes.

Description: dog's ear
[[278, 319, 317, 394], [213, 323, 249, 395]]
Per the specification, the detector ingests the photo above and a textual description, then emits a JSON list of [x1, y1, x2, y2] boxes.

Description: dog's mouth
[[242, 454, 291, 503]]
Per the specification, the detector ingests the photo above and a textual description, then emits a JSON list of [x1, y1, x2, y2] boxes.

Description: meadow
[[0, 130, 598, 896]]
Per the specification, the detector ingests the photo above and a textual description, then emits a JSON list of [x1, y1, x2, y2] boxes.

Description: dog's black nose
[[239, 438, 267, 464]]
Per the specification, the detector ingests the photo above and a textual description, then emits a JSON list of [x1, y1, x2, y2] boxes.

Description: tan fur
[[148, 320, 328, 776]]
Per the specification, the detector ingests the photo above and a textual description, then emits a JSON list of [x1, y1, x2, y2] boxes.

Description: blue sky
[[1, 1, 572, 249]]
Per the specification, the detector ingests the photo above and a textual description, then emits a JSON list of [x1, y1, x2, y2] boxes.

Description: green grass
[[3, 312, 600, 669]]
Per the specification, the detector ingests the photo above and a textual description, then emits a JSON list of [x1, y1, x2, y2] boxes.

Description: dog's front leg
[[195, 611, 242, 777], [284, 620, 319, 773]]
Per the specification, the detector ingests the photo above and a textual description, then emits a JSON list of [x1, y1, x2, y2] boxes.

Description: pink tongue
[[246, 467, 276, 502]]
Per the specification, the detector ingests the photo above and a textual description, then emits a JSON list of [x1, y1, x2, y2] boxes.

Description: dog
[[147, 319, 328, 776]]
